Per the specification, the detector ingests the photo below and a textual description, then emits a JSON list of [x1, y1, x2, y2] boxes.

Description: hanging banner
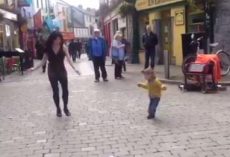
[[33, 10, 42, 29]]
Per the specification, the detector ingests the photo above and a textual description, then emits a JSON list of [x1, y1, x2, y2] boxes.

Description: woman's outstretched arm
[[63, 46, 81, 75]]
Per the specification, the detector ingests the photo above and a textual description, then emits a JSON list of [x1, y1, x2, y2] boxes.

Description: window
[[5, 25, 10, 37]]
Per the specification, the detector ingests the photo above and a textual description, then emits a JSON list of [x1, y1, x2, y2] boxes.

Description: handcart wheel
[[182, 55, 196, 74], [201, 89, 207, 94], [178, 84, 185, 92], [201, 84, 208, 94]]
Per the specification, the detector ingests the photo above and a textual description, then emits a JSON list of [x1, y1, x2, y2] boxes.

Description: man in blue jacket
[[88, 29, 108, 82]]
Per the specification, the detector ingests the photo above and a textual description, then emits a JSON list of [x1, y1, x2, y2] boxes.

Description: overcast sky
[[63, 0, 100, 9]]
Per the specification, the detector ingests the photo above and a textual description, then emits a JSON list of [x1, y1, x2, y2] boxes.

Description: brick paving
[[0, 56, 230, 157]]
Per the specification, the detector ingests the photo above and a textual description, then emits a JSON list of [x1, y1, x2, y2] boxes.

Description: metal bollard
[[164, 50, 170, 79]]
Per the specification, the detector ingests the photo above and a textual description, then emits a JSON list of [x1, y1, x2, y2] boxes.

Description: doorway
[[160, 10, 173, 64]]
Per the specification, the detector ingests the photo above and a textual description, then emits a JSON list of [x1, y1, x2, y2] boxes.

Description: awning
[[61, 32, 75, 40], [0, 8, 17, 21], [18, 0, 31, 7]]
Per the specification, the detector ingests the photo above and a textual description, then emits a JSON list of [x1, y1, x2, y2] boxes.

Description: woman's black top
[[46, 48, 67, 77]]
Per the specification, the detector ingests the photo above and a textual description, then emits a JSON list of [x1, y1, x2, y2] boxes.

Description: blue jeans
[[148, 97, 160, 116]]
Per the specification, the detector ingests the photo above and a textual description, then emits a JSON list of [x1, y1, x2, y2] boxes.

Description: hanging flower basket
[[119, 3, 136, 17]]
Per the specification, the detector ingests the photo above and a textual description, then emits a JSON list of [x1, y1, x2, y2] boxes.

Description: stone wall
[[214, 0, 230, 54]]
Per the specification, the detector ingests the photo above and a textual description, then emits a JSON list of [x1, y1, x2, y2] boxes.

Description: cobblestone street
[[1, 57, 230, 157]]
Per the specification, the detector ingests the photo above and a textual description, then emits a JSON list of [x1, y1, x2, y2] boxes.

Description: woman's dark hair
[[46, 31, 64, 52]]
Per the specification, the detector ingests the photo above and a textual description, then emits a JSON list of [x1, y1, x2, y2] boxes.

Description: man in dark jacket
[[76, 39, 82, 59], [88, 29, 108, 82], [35, 36, 46, 73], [142, 25, 158, 69], [68, 39, 77, 62]]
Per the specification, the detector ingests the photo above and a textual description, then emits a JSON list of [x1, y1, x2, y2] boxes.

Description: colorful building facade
[[136, 0, 187, 65], [103, 2, 127, 55], [0, 0, 19, 51]]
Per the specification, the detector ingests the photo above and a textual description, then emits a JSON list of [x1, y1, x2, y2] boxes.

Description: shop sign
[[175, 10, 184, 25], [61, 32, 75, 40], [0, 9, 17, 21], [33, 10, 42, 29], [136, 0, 184, 11]]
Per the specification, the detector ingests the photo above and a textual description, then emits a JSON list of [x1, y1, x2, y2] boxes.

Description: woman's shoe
[[56, 109, 62, 117], [120, 76, 125, 79], [64, 108, 71, 116], [147, 114, 155, 119]]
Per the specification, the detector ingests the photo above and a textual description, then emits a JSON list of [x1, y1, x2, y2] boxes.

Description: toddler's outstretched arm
[[137, 82, 149, 90]]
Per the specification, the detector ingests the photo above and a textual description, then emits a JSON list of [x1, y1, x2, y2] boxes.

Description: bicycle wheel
[[216, 50, 230, 76]]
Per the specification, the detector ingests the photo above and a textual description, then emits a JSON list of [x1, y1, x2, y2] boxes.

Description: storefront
[[136, 0, 187, 65], [0, 8, 18, 51], [103, 2, 128, 56]]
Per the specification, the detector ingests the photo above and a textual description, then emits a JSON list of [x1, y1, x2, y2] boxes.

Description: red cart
[[180, 54, 222, 93]]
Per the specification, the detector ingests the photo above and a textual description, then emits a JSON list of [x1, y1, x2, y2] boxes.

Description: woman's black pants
[[48, 72, 69, 110], [115, 60, 123, 78]]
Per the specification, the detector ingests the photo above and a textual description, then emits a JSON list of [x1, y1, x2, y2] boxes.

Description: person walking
[[68, 39, 77, 62], [85, 41, 91, 60], [76, 39, 82, 59], [88, 29, 108, 82], [30, 31, 80, 117], [142, 25, 158, 69], [35, 36, 46, 73], [111, 32, 125, 79]]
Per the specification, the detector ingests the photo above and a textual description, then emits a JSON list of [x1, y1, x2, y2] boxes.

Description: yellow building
[[136, 0, 187, 65]]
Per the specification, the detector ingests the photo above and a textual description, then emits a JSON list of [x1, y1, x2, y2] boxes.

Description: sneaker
[[103, 78, 108, 82]]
